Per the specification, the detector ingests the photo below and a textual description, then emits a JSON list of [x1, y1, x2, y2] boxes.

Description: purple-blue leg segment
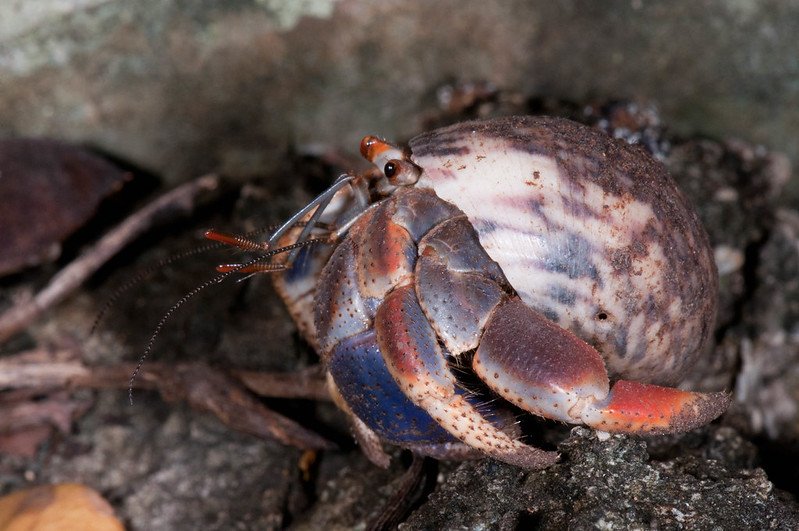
[[328, 330, 457, 445]]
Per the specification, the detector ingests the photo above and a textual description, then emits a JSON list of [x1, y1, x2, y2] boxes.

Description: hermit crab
[[208, 116, 729, 469]]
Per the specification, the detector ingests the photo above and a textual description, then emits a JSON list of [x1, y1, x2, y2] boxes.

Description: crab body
[[269, 116, 728, 469]]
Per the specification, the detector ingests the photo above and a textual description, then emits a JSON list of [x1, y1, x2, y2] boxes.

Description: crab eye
[[382, 159, 421, 186]]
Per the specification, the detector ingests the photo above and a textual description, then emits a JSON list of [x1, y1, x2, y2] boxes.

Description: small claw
[[580, 381, 731, 435]]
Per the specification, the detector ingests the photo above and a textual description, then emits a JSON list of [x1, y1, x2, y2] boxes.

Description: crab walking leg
[[472, 299, 730, 434], [326, 374, 392, 469], [374, 284, 558, 470]]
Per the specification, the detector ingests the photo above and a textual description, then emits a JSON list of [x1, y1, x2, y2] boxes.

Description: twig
[[0, 175, 221, 344], [234, 365, 331, 401], [0, 349, 333, 450], [0, 392, 92, 433], [0, 347, 88, 389], [154, 363, 333, 451], [0, 349, 330, 401]]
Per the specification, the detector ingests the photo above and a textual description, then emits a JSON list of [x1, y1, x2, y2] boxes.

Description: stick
[[234, 365, 331, 401], [0, 349, 333, 450]]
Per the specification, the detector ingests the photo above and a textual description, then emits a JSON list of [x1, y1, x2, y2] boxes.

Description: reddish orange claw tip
[[582, 380, 731, 435]]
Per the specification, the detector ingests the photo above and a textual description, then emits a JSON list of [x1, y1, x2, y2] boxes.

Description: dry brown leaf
[[0, 139, 129, 276], [0, 483, 124, 531]]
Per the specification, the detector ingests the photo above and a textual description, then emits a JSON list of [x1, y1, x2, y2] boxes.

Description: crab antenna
[[128, 238, 326, 405], [129, 262, 243, 406], [267, 173, 354, 253], [217, 236, 329, 280], [90, 240, 223, 337], [284, 173, 350, 263], [91, 225, 281, 337]]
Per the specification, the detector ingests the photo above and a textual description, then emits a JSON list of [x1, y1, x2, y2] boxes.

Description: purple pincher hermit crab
[[207, 116, 729, 469]]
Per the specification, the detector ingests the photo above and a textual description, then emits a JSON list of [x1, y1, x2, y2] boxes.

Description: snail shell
[[408, 116, 717, 386]]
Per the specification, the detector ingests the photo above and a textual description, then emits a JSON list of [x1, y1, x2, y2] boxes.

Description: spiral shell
[[408, 116, 717, 385]]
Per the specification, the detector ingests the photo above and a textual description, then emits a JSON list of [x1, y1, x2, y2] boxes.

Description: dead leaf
[[0, 483, 124, 531], [0, 138, 129, 276]]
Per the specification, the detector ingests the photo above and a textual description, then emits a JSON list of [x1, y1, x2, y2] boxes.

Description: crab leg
[[313, 188, 551, 467], [579, 381, 731, 434], [472, 298, 730, 434], [375, 284, 558, 469]]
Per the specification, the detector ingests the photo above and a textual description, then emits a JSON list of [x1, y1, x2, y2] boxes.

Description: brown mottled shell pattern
[[409, 116, 718, 386]]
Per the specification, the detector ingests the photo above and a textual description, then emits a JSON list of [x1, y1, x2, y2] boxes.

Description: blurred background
[[2, 0, 798, 192]]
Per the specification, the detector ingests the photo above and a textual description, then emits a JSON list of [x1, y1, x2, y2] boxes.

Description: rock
[[43, 393, 307, 530], [291, 451, 409, 530], [403, 427, 799, 530]]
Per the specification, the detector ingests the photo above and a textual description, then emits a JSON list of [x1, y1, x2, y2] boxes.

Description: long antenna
[[90, 226, 279, 336], [127, 238, 325, 405]]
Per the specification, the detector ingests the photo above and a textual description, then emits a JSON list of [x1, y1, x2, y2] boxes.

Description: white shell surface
[[409, 116, 717, 385]]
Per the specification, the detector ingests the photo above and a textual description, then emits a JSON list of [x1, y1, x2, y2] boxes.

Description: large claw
[[579, 380, 731, 435], [473, 298, 730, 434], [375, 284, 558, 470]]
